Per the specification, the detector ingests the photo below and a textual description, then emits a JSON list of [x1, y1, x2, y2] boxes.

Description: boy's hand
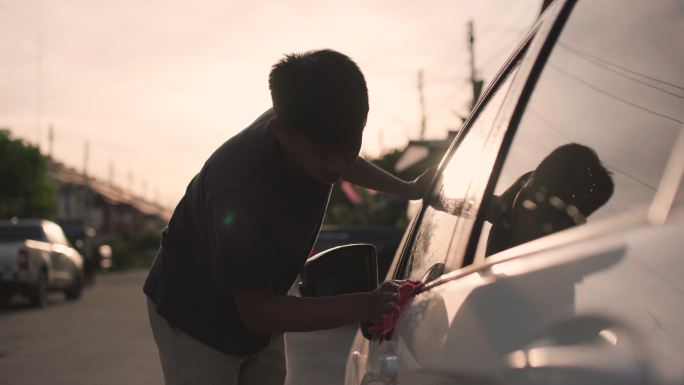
[[361, 281, 399, 324], [408, 165, 438, 200]]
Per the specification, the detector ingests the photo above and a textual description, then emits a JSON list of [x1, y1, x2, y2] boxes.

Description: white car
[[0, 219, 85, 307], [300, 0, 684, 384]]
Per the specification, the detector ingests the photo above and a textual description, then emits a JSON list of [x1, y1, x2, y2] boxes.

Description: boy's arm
[[343, 157, 437, 200], [232, 281, 398, 334]]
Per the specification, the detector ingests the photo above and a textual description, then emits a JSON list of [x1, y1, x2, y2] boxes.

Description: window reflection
[[402, 61, 522, 281], [474, 0, 683, 260], [483, 143, 613, 256]]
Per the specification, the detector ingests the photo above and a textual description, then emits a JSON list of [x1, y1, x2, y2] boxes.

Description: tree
[[0, 129, 57, 219]]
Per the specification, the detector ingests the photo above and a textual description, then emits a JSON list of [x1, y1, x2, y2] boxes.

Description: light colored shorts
[[146, 297, 287, 385]]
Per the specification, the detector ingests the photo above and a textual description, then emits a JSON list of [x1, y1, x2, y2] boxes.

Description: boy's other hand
[[408, 165, 438, 200], [361, 281, 399, 325]]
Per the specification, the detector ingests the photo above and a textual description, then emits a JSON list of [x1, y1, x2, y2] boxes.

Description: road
[[0, 270, 357, 385]]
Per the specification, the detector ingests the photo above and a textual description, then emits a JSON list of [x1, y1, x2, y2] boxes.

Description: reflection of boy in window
[[485, 143, 614, 256]]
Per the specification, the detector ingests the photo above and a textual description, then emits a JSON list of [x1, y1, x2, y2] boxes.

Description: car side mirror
[[299, 244, 379, 297]]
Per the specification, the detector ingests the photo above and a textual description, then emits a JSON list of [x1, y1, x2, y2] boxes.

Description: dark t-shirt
[[143, 109, 332, 356]]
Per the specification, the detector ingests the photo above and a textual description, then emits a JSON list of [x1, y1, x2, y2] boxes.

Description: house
[[48, 160, 170, 241]]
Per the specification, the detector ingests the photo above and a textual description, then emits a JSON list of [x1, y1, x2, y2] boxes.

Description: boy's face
[[271, 119, 362, 184]]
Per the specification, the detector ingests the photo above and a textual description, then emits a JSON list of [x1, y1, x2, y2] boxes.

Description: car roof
[[0, 219, 54, 227]]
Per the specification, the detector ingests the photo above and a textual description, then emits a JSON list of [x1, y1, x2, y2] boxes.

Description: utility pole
[[83, 141, 90, 179], [47, 124, 54, 158], [417, 70, 427, 139], [108, 160, 115, 186], [35, 0, 44, 150], [467, 20, 484, 110], [127, 171, 134, 194], [141, 180, 147, 200]]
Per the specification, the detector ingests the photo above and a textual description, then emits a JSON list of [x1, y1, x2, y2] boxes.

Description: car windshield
[[0, 225, 45, 243]]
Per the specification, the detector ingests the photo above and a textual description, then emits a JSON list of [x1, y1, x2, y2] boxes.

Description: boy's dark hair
[[531, 143, 614, 217], [269, 49, 369, 148]]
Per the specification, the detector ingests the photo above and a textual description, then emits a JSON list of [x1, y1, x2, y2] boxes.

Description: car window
[[400, 58, 524, 282], [0, 225, 46, 242], [474, 0, 684, 259]]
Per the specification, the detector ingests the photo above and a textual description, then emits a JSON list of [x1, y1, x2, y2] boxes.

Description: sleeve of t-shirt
[[206, 189, 278, 295]]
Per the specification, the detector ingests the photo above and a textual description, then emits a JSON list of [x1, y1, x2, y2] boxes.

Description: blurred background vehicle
[[58, 220, 98, 283], [0, 218, 84, 307]]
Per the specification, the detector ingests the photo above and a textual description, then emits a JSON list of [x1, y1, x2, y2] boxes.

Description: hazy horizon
[[0, 0, 540, 208]]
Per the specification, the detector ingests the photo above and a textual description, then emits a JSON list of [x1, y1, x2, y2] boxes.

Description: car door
[[457, 0, 684, 382], [344, 3, 570, 384], [348, 0, 684, 383]]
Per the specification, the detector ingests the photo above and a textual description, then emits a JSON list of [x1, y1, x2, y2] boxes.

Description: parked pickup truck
[[0, 219, 84, 307]]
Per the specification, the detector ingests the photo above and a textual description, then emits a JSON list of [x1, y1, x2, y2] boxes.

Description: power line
[[557, 41, 684, 92], [478, 1, 536, 73], [417, 70, 427, 139], [527, 108, 572, 142], [526, 108, 657, 192], [548, 62, 683, 125], [479, 33, 519, 72], [556, 42, 684, 100]]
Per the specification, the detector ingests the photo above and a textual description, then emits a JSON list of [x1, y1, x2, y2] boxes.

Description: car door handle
[[361, 355, 399, 385], [421, 263, 445, 283], [379, 355, 399, 378]]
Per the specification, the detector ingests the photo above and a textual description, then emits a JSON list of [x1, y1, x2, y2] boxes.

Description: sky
[[0, 0, 540, 208]]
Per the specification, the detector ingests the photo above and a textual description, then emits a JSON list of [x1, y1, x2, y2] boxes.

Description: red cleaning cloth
[[369, 280, 424, 343]]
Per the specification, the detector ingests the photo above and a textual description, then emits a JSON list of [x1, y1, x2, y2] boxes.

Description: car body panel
[[351, 209, 684, 384], [344, 0, 684, 383], [395, 213, 682, 384]]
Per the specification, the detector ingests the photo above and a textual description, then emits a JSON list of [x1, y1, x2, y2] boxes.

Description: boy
[[143, 49, 434, 385]]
